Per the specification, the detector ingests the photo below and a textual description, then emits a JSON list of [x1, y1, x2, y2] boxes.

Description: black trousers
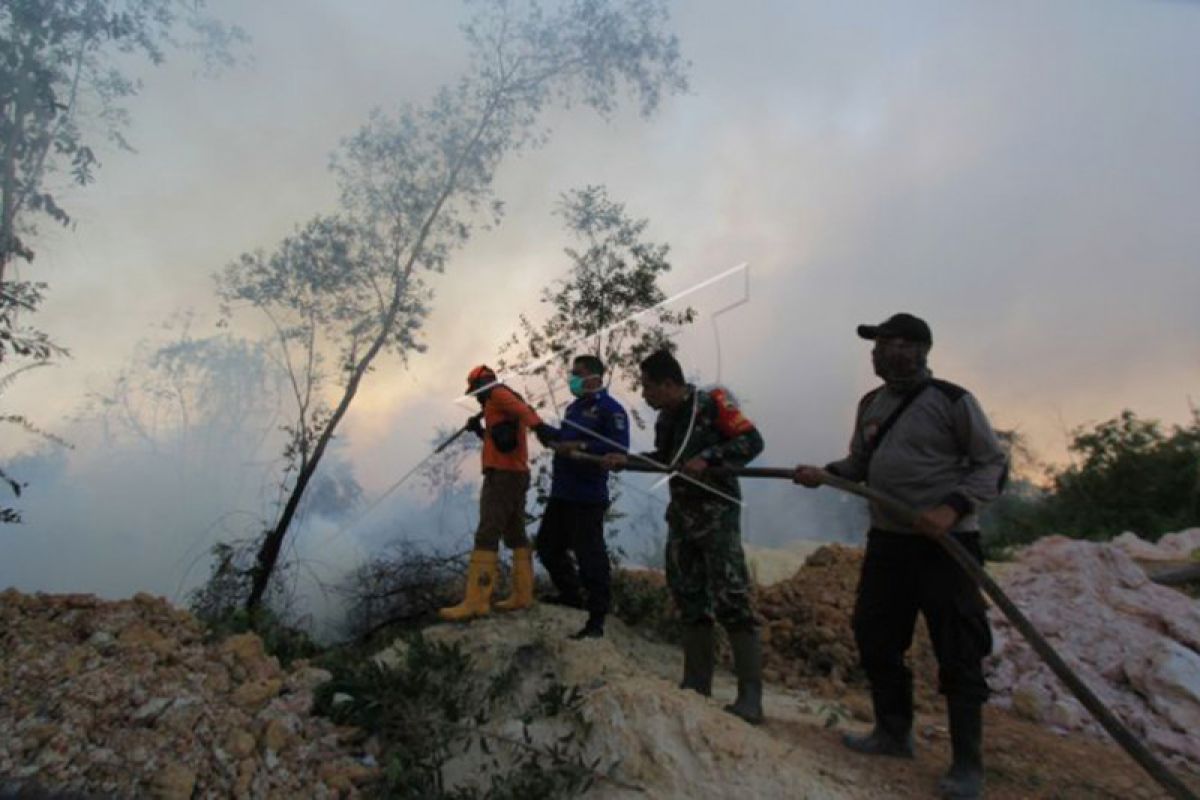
[[535, 497, 611, 618], [852, 529, 993, 721]]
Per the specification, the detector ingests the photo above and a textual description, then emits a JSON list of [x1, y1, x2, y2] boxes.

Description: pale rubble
[[984, 534, 1200, 767], [1113, 528, 1200, 562], [0, 589, 376, 797]]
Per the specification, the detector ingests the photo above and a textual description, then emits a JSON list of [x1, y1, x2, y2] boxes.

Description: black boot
[[679, 623, 715, 697], [842, 684, 915, 758], [938, 699, 984, 799], [569, 613, 605, 640], [843, 718, 915, 758], [723, 628, 764, 725]]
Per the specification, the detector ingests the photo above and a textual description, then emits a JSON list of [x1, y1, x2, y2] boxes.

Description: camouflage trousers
[[664, 499, 756, 629]]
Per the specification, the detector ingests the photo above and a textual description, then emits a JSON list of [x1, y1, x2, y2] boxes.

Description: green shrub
[[983, 409, 1200, 556]]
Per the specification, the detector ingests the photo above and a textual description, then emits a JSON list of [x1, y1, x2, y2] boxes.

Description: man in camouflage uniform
[[604, 349, 766, 724]]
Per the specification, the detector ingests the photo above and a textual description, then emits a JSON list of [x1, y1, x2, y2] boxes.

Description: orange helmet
[[466, 364, 496, 392]]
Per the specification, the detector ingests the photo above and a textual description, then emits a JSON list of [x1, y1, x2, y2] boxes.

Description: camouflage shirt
[[639, 384, 765, 506]]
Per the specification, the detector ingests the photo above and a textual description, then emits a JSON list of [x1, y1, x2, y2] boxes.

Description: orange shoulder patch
[[710, 388, 755, 437]]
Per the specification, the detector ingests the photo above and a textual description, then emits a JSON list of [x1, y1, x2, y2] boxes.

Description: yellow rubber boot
[[438, 550, 499, 622], [494, 547, 535, 612]]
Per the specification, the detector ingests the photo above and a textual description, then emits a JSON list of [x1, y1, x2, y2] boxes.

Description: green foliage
[[983, 409, 1200, 554], [204, 605, 323, 668], [1053, 409, 1200, 537], [189, 540, 257, 621], [314, 633, 597, 799], [0, 281, 64, 362], [0, 283, 68, 523], [979, 481, 1047, 558]]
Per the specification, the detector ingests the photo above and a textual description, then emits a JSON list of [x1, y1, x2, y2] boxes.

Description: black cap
[[857, 313, 932, 345]]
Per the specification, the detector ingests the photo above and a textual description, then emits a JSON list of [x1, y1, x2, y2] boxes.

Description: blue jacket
[[550, 389, 630, 505]]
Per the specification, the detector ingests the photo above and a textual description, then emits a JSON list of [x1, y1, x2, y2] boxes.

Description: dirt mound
[[754, 545, 943, 706], [756, 544, 862, 689], [0, 590, 375, 797]]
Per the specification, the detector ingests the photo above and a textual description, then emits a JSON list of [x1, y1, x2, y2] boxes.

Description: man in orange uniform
[[439, 365, 558, 622]]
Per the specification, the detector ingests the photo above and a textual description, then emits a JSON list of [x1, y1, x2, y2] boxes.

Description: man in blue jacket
[[536, 354, 630, 640]]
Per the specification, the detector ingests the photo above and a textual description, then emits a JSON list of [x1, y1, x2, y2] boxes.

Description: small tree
[[219, 0, 688, 612], [500, 185, 694, 398], [496, 185, 694, 527]]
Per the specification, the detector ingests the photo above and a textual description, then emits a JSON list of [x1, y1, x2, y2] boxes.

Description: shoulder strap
[[864, 382, 929, 465], [928, 378, 967, 402]]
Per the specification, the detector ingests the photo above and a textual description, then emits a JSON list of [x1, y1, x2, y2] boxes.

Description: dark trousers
[[535, 497, 610, 618], [853, 529, 993, 723]]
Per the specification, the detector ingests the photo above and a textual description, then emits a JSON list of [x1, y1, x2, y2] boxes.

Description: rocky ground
[[0, 591, 375, 798], [2, 529, 1199, 798]]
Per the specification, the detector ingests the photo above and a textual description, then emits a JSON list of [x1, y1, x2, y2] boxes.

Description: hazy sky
[[3, 0, 1199, 600]]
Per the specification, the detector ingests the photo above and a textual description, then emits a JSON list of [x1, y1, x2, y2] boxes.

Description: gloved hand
[[533, 423, 560, 446], [466, 413, 485, 439]]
